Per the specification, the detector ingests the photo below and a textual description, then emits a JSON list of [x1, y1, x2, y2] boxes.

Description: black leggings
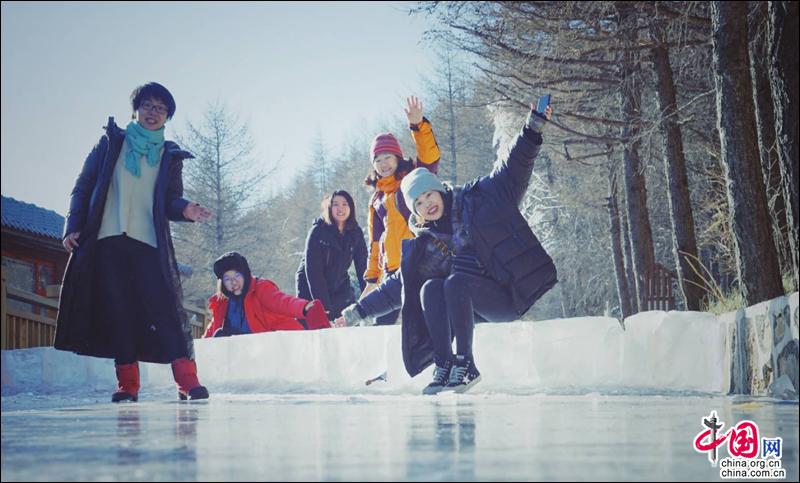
[[420, 272, 518, 366]]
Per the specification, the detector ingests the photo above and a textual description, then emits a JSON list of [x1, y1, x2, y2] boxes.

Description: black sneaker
[[178, 385, 210, 401], [442, 355, 481, 393], [111, 391, 138, 403], [422, 358, 454, 395]]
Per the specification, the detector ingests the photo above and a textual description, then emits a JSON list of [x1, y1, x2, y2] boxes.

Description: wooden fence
[[1, 267, 209, 350], [640, 263, 677, 311]]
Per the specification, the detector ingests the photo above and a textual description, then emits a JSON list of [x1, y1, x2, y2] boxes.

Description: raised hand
[[404, 96, 424, 125], [526, 103, 553, 133], [529, 103, 553, 121]]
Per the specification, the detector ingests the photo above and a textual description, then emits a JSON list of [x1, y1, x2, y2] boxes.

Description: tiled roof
[[1, 196, 64, 240]]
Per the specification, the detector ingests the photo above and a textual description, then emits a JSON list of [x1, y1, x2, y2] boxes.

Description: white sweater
[[97, 139, 162, 247]]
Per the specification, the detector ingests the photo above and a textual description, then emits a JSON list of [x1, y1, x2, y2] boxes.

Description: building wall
[[1, 227, 67, 315]]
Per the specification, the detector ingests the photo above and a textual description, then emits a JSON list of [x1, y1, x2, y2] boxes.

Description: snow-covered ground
[[2, 293, 797, 481]]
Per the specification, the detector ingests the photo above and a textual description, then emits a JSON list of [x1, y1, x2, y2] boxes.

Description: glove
[[341, 303, 367, 327], [303, 300, 330, 330], [525, 108, 548, 134]]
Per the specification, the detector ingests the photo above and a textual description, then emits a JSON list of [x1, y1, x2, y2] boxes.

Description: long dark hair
[[321, 190, 359, 230], [363, 156, 416, 187]]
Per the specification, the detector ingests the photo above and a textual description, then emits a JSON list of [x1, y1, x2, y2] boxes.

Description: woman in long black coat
[[296, 190, 368, 321], [55, 82, 212, 402]]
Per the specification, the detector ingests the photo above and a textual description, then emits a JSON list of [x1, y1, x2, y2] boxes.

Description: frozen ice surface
[[2, 393, 797, 481], [2, 294, 797, 481]]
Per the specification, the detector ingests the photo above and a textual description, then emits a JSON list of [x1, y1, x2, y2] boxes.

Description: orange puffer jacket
[[364, 119, 441, 282]]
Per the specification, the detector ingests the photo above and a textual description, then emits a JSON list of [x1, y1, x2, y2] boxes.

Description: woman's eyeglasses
[[140, 101, 168, 115]]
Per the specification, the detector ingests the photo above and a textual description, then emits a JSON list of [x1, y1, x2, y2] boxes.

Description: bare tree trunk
[[621, 209, 638, 314], [749, 1, 790, 280], [608, 170, 634, 318], [215, 131, 223, 255], [650, 26, 705, 310], [710, 1, 784, 305], [618, 2, 656, 311], [767, 0, 799, 289], [445, 52, 458, 184]]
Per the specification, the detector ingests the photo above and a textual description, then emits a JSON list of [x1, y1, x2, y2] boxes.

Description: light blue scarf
[[124, 121, 165, 177]]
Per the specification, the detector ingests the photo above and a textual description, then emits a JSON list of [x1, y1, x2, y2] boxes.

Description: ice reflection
[[1, 395, 797, 482]]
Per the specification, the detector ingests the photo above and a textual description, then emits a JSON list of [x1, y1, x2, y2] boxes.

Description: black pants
[[421, 272, 518, 366], [96, 235, 189, 365]]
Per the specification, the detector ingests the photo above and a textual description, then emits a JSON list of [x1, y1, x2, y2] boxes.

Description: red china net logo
[[694, 411, 760, 466]]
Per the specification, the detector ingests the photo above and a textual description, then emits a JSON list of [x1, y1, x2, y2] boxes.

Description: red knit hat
[[370, 133, 404, 161]]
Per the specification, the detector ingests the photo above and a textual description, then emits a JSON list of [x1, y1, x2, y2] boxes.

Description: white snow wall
[[2, 292, 797, 399]]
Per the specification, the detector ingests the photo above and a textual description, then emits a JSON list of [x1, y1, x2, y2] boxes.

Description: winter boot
[[171, 358, 209, 401], [441, 354, 482, 394], [112, 362, 140, 403], [422, 357, 454, 395]]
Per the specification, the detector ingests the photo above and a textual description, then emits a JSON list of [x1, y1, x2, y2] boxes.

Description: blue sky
[[1, 1, 436, 214]]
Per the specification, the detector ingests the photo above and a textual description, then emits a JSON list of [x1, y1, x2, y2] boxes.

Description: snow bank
[[2, 293, 797, 398]]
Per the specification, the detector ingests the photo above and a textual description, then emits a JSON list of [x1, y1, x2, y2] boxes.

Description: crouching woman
[[203, 252, 331, 338]]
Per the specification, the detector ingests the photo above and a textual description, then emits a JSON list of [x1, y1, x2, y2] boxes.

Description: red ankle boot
[[112, 362, 140, 403], [171, 358, 209, 400]]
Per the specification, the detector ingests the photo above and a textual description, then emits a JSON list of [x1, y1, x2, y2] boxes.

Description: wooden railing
[[1, 267, 209, 350], [640, 263, 677, 311], [3, 285, 59, 350], [184, 304, 209, 339]]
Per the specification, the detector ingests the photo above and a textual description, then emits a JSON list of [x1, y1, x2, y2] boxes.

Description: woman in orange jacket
[[202, 252, 330, 338], [362, 96, 441, 325]]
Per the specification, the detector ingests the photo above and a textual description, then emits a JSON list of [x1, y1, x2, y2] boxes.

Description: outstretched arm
[[258, 281, 309, 319], [335, 271, 403, 327], [483, 104, 552, 207]]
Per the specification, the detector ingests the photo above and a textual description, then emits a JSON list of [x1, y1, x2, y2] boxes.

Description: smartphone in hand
[[536, 94, 551, 115]]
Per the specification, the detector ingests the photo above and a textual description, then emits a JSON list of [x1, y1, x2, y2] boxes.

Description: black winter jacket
[[55, 118, 196, 362], [296, 218, 368, 319], [400, 126, 557, 376]]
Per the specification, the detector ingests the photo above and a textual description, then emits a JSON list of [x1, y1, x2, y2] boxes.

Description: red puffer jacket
[[203, 277, 326, 337]]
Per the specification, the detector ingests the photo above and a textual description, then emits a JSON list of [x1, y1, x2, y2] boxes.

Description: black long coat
[[54, 118, 196, 363]]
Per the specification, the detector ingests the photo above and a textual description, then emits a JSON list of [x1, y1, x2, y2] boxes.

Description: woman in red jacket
[[203, 252, 331, 338]]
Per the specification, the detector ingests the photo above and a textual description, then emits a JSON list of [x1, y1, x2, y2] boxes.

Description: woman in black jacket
[[338, 103, 556, 396], [296, 190, 368, 321]]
